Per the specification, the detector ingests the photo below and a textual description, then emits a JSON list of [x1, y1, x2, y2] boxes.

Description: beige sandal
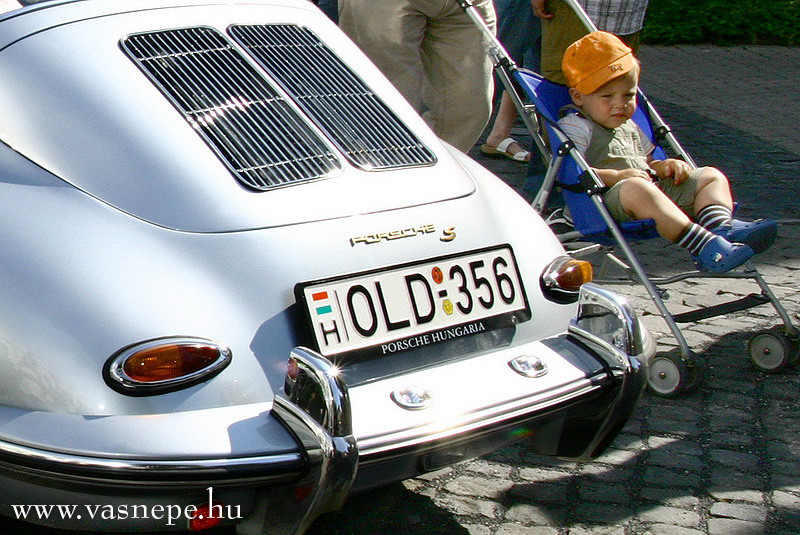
[[480, 137, 531, 162]]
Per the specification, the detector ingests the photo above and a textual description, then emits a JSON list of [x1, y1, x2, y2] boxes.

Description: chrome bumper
[[244, 284, 650, 533], [550, 282, 651, 459], [0, 283, 647, 534]]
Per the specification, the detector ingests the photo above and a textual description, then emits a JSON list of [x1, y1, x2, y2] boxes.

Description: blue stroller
[[458, 0, 799, 396]]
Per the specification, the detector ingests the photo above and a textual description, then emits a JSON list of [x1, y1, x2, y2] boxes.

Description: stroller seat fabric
[[513, 69, 661, 244]]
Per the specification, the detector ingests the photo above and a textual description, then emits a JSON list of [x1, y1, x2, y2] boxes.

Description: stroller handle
[[456, 0, 516, 71]]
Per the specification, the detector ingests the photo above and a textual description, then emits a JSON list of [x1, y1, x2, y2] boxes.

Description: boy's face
[[569, 72, 638, 129]]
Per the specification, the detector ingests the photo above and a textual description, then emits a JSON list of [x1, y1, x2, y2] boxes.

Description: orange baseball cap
[[562, 31, 636, 95]]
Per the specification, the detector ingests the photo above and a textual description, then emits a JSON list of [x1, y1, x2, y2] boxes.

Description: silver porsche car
[[0, 0, 652, 533]]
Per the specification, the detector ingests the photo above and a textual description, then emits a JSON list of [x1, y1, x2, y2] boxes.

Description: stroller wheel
[[748, 329, 792, 373], [647, 353, 688, 398]]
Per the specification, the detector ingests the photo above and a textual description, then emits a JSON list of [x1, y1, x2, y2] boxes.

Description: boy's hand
[[651, 159, 692, 185]]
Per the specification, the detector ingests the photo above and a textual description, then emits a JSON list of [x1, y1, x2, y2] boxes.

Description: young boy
[[558, 31, 776, 273]]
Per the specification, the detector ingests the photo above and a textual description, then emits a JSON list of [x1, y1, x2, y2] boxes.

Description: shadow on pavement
[[464, 327, 800, 534], [306, 482, 470, 535]]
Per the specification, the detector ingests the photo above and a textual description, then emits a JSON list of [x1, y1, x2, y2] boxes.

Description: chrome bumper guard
[[555, 282, 651, 458], [239, 348, 358, 535], [569, 283, 654, 372]]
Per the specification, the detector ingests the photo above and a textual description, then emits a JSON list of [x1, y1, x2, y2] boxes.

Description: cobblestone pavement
[[302, 45, 800, 535], [4, 46, 798, 535]]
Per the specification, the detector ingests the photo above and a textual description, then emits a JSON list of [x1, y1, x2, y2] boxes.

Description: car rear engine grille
[[123, 27, 341, 190], [229, 24, 436, 170]]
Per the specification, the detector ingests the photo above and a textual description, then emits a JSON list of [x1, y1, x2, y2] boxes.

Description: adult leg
[[481, 92, 530, 161], [495, 0, 541, 67], [338, 0, 427, 113], [539, 0, 587, 84], [419, 0, 496, 152], [482, 0, 540, 161]]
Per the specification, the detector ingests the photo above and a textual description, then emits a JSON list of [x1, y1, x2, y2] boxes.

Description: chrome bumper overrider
[[569, 283, 655, 375], [555, 282, 651, 458], [239, 347, 358, 535]]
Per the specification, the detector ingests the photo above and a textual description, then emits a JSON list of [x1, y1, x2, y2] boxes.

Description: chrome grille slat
[[229, 24, 436, 170], [123, 27, 340, 190], [140, 31, 268, 173], [259, 27, 421, 163]]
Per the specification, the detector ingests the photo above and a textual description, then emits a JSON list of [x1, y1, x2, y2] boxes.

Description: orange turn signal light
[[105, 337, 232, 396], [123, 343, 221, 383], [541, 256, 593, 302], [548, 258, 593, 291]]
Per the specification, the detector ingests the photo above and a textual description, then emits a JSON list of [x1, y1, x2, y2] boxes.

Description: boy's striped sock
[[696, 204, 732, 230], [676, 223, 715, 256]]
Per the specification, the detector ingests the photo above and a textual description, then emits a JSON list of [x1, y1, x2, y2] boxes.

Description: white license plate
[[297, 246, 530, 357]]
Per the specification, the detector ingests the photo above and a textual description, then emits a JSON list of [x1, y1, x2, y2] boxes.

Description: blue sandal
[[712, 219, 777, 254], [692, 236, 754, 273]]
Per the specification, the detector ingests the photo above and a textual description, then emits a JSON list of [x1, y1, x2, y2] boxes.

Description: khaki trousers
[[339, 0, 496, 152]]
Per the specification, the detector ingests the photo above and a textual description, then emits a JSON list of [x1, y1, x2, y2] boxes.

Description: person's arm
[[531, 0, 553, 19], [638, 125, 691, 184]]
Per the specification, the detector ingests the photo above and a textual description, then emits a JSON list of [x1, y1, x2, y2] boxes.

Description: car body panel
[[0, 0, 475, 233], [0, 1, 650, 533]]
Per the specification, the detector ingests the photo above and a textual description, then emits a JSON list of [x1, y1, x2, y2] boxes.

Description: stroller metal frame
[[458, 0, 799, 396]]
